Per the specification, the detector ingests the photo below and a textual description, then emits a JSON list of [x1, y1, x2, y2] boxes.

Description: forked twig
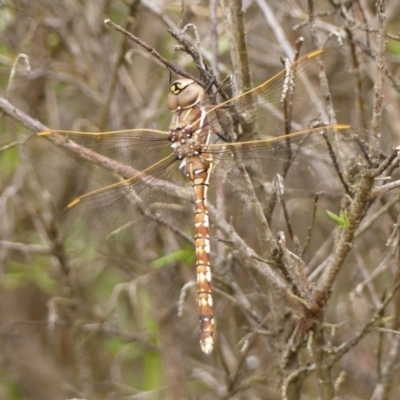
[[104, 19, 203, 86]]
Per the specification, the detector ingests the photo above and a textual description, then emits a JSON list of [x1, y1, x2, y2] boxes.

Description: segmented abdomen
[[187, 155, 214, 355]]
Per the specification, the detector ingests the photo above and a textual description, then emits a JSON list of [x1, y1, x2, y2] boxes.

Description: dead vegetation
[[0, 0, 400, 399]]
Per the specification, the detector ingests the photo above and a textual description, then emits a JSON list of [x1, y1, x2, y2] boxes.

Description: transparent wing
[[59, 153, 195, 242], [207, 125, 369, 204], [205, 125, 369, 246], [24, 128, 174, 209], [25, 129, 197, 241], [202, 48, 352, 141], [29, 126, 367, 241], [24, 128, 171, 175]]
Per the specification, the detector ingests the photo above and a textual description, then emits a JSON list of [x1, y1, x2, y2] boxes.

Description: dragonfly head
[[167, 79, 205, 111]]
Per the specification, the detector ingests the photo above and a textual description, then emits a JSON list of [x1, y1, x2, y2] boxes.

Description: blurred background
[[0, 1, 400, 399]]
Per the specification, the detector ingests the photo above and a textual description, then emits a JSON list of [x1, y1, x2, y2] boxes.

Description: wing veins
[[66, 152, 180, 208]]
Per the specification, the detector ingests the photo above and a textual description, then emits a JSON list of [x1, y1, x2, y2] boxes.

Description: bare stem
[[369, 0, 387, 159], [104, 19, 202, 86]]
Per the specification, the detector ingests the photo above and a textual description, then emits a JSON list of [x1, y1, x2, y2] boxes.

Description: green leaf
[[151, 244, 194, 269], [326, 210, 350, 229], [378, 315, 395, 325]]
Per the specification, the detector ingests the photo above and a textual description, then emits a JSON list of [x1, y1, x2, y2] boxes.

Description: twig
[[355, 196, 398, 238], [307, 0, 320, 49], [0, 241, 51, 254], [6, 53, 30, 100], [256, 0, 294, 60], [104, 19, 202, 86], [0, 141, 19, 153], [302, 193, 319, 257], [98, 2, 140, 130], [0, 95, 49, 133], [141, 0, 178, 31], [225, 0, 252, 94], [351, 36, 400, 93], [331, 278, 400, 366], [168, 28, 211, 85], [209, 0, 220, 81], [207, 202, 294, 303], [314, 171, 375, 305], [282, 365, 315, 400], [369, 0, 386, 160], [277, 231, 312, 309]]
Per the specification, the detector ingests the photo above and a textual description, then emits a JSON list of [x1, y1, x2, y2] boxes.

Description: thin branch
[[369, 0, 387, 160], [98, 2, 140, 130], [0, 241, 51, 254], [0, 95, 49, 133], [314, 172, 375, 305], [209, 0, 220, 81], [256, 0, 294, 60], [225, 0, 252, 94], [6, 53, 30, 100], [371, 179, 400, 197], [330, 278, 400, 366], [207, 203, 295, 304], [307, 0, 321, 49], [104, 19, 203, 86]]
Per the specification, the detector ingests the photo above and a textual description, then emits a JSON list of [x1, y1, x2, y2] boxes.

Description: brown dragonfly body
[[26, 48, 368, 355], [167, 79, 214, 353]]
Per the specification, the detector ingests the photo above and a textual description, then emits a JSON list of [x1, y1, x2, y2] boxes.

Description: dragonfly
[[25, 48, 368, 355]]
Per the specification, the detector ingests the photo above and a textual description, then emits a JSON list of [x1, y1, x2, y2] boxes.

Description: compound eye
[[170, 81, 186, 94], [167, 79, 205, 111]]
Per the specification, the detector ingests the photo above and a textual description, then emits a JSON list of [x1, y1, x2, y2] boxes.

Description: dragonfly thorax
[[169, 93, 211, 160], [170, 126, 209, 160]]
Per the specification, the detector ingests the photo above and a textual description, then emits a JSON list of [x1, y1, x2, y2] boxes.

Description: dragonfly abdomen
[[190, 162, 214, 355]]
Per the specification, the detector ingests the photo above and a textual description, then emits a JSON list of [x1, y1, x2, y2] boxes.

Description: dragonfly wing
[[25, 128, 171, 169], [60, 155, 195, 242], [204, 48, 353, 141], [24, 129, 172, 209], [207, 126, 369, 248], [209, 126, 369, 204]]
